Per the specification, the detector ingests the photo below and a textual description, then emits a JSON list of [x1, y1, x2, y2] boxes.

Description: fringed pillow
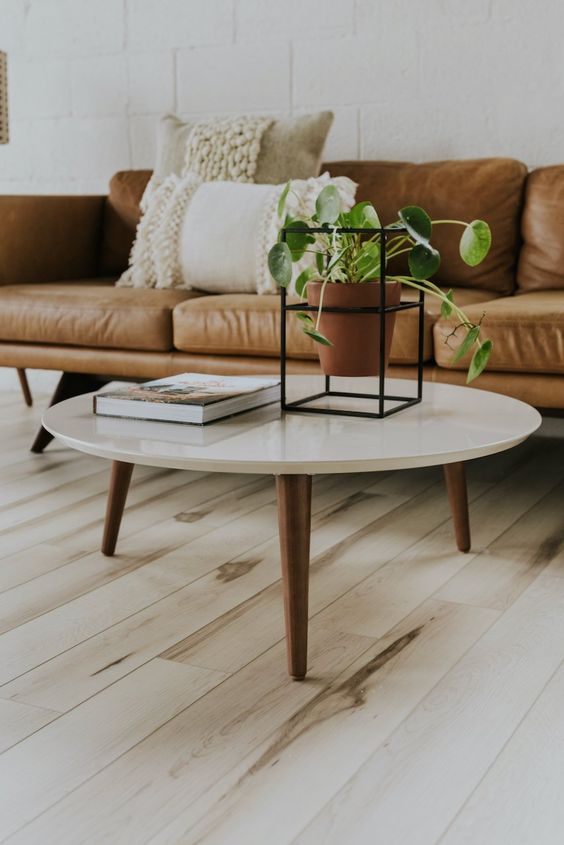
[[118, 172, 357, 294]]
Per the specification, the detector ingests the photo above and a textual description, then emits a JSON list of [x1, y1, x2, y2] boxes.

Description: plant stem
[[315, 278, 329, 332], [387, 275, 474, 329], [431, 220, 468, 227], [385, 236, 410, 256], [386, 247, 412, 259]]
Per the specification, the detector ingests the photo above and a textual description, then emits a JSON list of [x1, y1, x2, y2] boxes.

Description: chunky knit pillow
[[154, 112, 334, 184], [118, 172, 357, 294]]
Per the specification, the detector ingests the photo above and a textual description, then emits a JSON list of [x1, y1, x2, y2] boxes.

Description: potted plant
[[268, 183, 493, 383]]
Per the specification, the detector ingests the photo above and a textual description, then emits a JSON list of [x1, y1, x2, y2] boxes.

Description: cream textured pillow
[[119, 173, 203, 290], [178, 180, 280, 294], [118, 172, 357, 294], [154, 112, 334, 184]]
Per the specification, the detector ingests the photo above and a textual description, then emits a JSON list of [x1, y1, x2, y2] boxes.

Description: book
[[92, 373, 281, 425], [94, 402, 280, 445]]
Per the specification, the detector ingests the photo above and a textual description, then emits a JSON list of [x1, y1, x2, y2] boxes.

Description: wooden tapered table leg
[[276, 474, 312, 681], [102, 460, 134, 557], [17, 369, 33, 407], [443, 461, 471, 552]]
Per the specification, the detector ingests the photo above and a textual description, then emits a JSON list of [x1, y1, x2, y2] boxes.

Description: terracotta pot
[[306, 281, 401, 377]]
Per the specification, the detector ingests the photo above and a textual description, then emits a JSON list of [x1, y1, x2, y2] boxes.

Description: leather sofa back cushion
[[324, 159, 527, 294], [517, 166, 564, 291], [99, 170, 152, 276], [0, 195, 104, 284]]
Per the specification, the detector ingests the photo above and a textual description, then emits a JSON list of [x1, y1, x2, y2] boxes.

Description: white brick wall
[[0, 0, 563, 196]]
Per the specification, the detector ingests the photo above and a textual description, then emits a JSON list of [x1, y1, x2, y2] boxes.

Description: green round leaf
[[349, 201, 381, 229], [285, 219, 315, 260], [459, 220, 492, 267], [408, 243, 440, 280], [315, 251, 325, 275], [316, 184, 342, 225], [362, 204, 381, 229], [268, 242, 293, 288], [295, 267, 314, 299], [467, 339, 493, 383], [398, 206, 432, 243]]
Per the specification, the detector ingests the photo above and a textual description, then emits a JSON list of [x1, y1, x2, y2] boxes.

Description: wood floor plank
[[0, 462, 160, 533], [162, 479, 458, 675], [440, 648, 564, 845], [0, 473, 168, 560], [0, 545, 92, 595], [436, 478, 564, 609], [0, 453, 109, 508], [0, 474, 286, 633], [57, 469, 269, 553], [2, 627, 375, 845], [0, 465, 204, 560], [0, 493, 281, 685], [0, 472, 416, 709], [0, 699, 59, 754], [0, 451, 99, 487], [293, 569, 564, 845], [0, 393, 39, 415], [0, 435, 57, 473], [320, 445, 564, 637], [154, 600, 500, 845], [0, 658, 226, 842]]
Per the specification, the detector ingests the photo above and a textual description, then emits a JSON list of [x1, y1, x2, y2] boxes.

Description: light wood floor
[[0, 390, 564, 844]]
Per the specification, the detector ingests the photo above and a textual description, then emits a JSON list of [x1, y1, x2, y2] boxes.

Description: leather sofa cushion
[[99, 170, 152, 276], [325, 159, 527, 295], [0, 282, 201, 352], [173, 288, 499, 365], [517, 166, 564, 292], [429, 367, 564, 410], [0, 194, 104, 285], [434, 291, 564, 375]]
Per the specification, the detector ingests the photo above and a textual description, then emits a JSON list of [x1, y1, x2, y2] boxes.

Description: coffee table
[[43, 377, 541, 680]]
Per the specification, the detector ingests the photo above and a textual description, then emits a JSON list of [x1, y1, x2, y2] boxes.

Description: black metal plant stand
[[280, 224, 425, 419]]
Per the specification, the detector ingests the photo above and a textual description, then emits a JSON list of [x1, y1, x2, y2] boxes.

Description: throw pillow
[[154, 112, 334, 184], [118, 172, 357, 294], [119, 173, 203, 290]]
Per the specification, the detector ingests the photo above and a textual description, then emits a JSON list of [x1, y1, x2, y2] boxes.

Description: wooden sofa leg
[[31, 372, 109, 454], [17, 369, 33, 407]]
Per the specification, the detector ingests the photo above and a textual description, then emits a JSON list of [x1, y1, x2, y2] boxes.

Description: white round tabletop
[[42, 377, 541, 475]]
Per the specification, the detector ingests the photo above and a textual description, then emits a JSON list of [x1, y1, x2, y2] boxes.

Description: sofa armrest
[[0, 194, 106, 285]]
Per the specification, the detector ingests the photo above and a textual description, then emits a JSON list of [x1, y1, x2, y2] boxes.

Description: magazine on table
[[93, 373, 281, 425]]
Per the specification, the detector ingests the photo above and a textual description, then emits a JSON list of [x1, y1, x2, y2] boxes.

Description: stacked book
[[93, 373, 281, 425]]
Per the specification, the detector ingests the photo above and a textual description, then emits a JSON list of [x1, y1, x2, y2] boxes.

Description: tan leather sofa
[[1, 157, 563, 450]]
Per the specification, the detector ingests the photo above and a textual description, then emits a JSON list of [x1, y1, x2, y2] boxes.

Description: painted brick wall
[[0, 0, 563, 197]]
